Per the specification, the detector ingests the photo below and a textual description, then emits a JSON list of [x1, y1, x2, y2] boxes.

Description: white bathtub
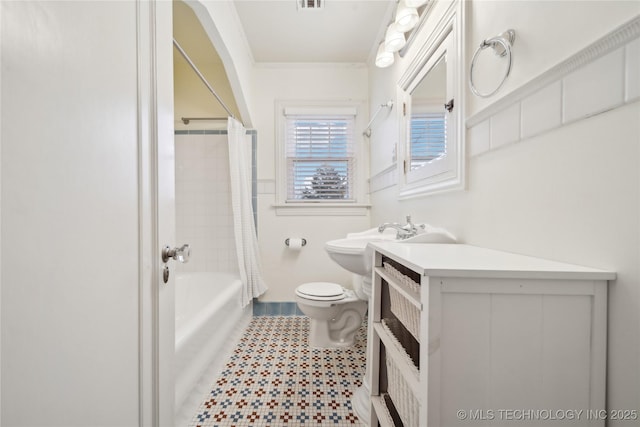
[[174, 272, 251, 425]]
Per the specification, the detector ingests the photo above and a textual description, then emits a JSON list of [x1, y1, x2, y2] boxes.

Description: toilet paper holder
[[285, 238, 307, 247]]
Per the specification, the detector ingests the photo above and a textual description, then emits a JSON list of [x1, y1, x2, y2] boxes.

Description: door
[[1, 1, 175, 425]]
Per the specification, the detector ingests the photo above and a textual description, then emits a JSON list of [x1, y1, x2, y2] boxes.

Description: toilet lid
[[296, 292, 346, 301], [296, 282, 345, 300]]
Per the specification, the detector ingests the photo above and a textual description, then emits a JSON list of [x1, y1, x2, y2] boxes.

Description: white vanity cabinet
[[367, 243, 614, 427]]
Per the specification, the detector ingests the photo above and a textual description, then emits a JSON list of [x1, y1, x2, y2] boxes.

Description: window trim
[[275, 100, 370, 216]]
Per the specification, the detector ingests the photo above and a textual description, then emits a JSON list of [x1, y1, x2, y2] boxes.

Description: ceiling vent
[[298, 0, 323, 10]]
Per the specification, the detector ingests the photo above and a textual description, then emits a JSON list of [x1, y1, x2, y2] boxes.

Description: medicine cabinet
[[397, 1, 464, 199]]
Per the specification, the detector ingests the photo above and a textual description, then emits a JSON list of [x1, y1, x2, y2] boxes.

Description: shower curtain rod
[[173, 38, 239, 122], [181, 117, 228, 125]]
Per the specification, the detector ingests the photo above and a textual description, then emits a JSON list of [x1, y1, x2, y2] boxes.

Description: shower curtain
[[227, 117, 268, 307]]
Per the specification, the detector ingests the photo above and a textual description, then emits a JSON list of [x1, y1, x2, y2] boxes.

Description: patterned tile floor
[[188, 316, 367, 426]]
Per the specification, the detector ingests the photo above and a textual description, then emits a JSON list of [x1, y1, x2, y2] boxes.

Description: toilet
[[295, 282, 367, 348]]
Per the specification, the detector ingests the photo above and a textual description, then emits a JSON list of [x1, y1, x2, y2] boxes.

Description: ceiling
[[233, 0, 395, 63]]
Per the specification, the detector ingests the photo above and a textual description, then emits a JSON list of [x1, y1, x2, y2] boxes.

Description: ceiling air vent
[[298, 0, 323, 10]]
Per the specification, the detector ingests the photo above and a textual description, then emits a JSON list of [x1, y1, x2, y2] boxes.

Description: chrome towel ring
[[470, 29, 516, 98]]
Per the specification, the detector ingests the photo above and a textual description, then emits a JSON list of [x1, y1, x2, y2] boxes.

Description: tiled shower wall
[[175, 132, 238, 274]]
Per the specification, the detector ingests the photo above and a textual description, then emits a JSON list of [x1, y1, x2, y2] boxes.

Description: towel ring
[[470, 30, 516, 98]]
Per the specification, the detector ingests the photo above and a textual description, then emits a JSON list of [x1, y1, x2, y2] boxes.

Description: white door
[[1, 1, 175, 426]]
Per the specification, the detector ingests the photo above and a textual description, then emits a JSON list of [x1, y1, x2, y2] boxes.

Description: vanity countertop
[[368, 242, 616, 281]]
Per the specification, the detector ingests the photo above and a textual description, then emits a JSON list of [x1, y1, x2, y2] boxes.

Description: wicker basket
[[379, 394, 396, 425], [388, 286, 420, 342], [386, 354, 420, 427], [382, 262, 419, 289], [382, 318, 420, 370]]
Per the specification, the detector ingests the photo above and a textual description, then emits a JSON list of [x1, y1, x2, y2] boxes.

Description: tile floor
[[188, 316, 367, 426]]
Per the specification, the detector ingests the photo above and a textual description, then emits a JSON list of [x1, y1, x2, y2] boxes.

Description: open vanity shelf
[[367, 243, 615, 427]]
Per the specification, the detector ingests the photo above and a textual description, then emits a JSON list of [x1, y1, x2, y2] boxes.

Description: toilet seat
[[295, 282, 345, 301]]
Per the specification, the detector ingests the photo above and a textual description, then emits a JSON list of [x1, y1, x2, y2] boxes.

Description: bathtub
[[174, 272, 251, 425]]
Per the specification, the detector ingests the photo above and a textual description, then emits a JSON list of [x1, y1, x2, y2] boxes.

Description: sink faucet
[[378, 215, 423, 240]]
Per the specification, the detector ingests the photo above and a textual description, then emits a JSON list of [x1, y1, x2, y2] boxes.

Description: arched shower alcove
[[172, 2, 259, 425]]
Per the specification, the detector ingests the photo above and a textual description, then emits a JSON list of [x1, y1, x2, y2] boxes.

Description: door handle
[[162, 244, 191, 263]]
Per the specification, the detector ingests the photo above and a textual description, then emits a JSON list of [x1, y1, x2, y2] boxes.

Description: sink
[[324, 225, 457, 276], [401, 226, 457, 243], [325, 235, 392, 276]]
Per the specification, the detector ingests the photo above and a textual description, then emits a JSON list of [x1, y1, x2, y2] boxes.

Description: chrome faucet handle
[[404, 215, 416, 232], [407, 215, 415, 226]]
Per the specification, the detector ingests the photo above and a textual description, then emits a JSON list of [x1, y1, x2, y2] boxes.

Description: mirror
[[397, 1, 464, 199], [409, 56, 447, 172]]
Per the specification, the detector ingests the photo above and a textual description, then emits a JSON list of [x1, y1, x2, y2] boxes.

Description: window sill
[[273, 203, 371, 216]]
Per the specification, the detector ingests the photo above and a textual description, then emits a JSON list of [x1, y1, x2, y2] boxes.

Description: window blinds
[[410, 112, 446, 170], [285, 115, 355, 201]]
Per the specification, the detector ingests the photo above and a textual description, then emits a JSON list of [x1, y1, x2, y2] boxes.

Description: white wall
[[253, 64, 371, 301], [368, 0, 639, 421]]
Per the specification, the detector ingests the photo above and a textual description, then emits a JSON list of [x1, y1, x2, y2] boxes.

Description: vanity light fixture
[[384, 23, 406, 52], [375, 41, 395, 68], [375, 0, 433, 68], [395, 0, 419, 32], [404, 0, 428, 7]]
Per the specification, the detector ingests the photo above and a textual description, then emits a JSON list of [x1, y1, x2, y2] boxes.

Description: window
[[283, 108, 356, 203], [285, 115, 354, 201], [275, 102, 368, 215]]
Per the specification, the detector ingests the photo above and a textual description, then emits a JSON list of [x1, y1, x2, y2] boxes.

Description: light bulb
[[375, 42, 394, 68], [405, 0, 428, 7], [395, 0, 419, 32], [384, 23, 406, 53]]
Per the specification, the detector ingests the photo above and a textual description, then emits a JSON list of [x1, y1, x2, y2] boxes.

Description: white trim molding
[[273, 203, 370, 216], [466, 15, 640, 158], [369, 164, 398, 194], [0, 1, 3, 418]]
